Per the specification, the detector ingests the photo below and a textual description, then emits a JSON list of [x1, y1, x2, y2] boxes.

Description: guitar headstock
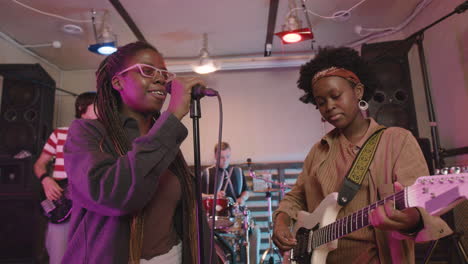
[[406, 172, 467, 216]]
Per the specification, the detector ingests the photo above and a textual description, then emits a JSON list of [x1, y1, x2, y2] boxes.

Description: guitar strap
[[337, 127, 386, 206]]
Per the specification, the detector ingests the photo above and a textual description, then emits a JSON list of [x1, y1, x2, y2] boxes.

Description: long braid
[[95, 42, 162, 263], [169, 152, 198, 263]]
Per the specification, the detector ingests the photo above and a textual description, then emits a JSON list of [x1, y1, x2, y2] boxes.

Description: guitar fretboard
[[311, 189, 406, 248]]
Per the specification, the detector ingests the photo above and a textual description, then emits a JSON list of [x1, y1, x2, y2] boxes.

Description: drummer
[[201, 142, 249, 206], [202, 141, 261, 264]]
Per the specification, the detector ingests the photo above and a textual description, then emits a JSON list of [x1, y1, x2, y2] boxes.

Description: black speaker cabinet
[[453, 200, 468, 254], [0, 195, 42, 263], [0, 156, 37, 193], [0, 156, 43, 263], [0, 64, 55, 156], [361, 40, 419, 137]]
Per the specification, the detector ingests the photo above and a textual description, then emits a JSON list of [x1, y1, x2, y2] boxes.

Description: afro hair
[[297, 46, 379, 105]]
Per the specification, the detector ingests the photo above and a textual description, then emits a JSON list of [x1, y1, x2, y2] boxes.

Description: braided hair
[[95, 41, 159, 154], [95, 42, 198, 263], [297, 46, 378, 105]]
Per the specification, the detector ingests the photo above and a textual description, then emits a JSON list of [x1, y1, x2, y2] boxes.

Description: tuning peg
[[449, 166, 461, 174], [440, 167, 449, 175]]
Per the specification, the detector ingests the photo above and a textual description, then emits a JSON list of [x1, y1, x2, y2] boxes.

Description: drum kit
[[203, 195, 252, 263], [202, 161, 293, 264]]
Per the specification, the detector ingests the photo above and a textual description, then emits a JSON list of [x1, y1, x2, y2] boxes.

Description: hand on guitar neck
[[273, 173, 466, 264], [368, 182, 422, 234], [273, 181, 422, 252]]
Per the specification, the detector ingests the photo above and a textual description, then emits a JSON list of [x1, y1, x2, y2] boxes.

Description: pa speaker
[[0, 195, 41, 263], [0, 156, 36, 193], [0, 64, 55, 156], [361, 40, 419, 137]]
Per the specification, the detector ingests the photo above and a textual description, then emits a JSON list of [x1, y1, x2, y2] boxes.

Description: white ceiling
[[0, 0, 425, 71]]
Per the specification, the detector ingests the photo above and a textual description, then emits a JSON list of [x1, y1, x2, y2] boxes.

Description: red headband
[[311, 67, 361, 86]]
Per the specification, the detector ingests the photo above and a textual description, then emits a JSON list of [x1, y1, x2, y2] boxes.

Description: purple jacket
[[62, 112, 187, 264]]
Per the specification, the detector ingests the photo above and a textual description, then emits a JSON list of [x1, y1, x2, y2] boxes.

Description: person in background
[[202, 141, 261, 264], [272, 47, 451, 264], [33, 91, 97, 264], [62, 41, 212, 264], [202, 141, 249, 205]]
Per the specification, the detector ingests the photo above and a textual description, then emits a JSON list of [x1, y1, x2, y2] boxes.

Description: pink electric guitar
[[287, 173, 468, 264]]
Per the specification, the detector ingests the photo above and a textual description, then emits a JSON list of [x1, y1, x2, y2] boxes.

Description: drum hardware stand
[[260, 190, 283, 264], [246, 158, 290, 264], [244, 208, 251, 264]]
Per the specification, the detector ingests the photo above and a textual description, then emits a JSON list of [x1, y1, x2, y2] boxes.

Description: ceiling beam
[[108, 0, 147, 42], [264, 0, 280, 57]]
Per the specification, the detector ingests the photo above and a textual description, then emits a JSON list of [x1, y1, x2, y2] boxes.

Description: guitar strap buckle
[[337, 127, 386, 207], [338, 179, 361, 206]]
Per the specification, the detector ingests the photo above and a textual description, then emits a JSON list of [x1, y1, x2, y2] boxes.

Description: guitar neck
[[311, 173, 467, 248], [312, 190, 406, 248]]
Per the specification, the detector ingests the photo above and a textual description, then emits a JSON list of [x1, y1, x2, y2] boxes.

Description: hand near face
[[369, 181, 422, 233], [167, 77, 206, 120]]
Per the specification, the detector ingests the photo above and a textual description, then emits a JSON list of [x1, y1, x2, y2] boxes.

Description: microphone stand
[[404, 0, 468, 170], [190, 93, 205, 264], [401, 2, 468, 263]]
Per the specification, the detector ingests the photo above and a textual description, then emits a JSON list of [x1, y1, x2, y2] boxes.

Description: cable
[[285, 0, 368, 20], [12, 0, 92, 23], [208, 93, 224, 264], [347, 0, 433, 47]]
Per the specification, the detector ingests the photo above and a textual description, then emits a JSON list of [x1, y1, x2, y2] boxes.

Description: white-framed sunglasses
[[115, 63, 176, 82]]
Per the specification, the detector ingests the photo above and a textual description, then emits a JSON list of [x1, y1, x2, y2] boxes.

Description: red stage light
[[275, 28, 314, 44]]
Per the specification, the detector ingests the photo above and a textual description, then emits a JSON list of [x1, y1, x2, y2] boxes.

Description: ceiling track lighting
[[191, 33, 220, 74], [88, 10, 117, 55], [275, 0, 314, 44]]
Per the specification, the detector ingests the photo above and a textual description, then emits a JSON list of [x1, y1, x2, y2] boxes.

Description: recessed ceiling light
[[62, 24, 83, 34]]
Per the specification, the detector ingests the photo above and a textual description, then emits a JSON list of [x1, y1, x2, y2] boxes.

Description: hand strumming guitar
[[273, 212, 297, 251], [42, 177, 64, 201]]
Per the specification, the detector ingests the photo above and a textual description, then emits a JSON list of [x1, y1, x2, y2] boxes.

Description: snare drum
[[227, 205, 250, 235], [202, 196, 235, 229]]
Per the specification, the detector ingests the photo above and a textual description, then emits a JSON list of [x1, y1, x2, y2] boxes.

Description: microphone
[[165, 82, 218, 98]]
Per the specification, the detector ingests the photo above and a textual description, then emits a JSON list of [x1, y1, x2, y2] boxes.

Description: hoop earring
[[358, 99, 369, 111]]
